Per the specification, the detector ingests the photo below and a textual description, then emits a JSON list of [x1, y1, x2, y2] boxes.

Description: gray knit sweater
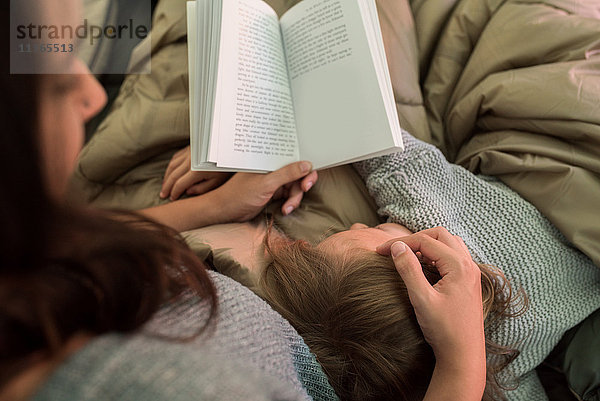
[[33, 271, 338, 401], [354, 131, 600, 401]]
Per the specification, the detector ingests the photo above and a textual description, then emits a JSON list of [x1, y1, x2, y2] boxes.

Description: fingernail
[[284, 206, 294, 215], [305, 181, 313, 191], [159, 191, 165, 198], [300, 162, 311, 174], [391, 242, 406, 258]]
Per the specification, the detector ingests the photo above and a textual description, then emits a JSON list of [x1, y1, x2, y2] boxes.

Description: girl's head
[[260, 224, 525, 401]]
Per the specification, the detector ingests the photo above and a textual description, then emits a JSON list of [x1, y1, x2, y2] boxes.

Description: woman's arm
[[140, 161, 318, 232], [426, 357, 486, 401], [378, 227, 487, 401]]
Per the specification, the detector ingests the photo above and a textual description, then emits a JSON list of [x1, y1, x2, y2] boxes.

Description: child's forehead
[[318, 228, 391, 254]]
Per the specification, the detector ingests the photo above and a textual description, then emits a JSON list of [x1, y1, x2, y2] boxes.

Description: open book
[[187, 0, 402, 172]]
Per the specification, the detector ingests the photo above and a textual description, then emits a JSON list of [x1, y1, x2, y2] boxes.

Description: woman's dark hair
[[0, 2, 217, 388]]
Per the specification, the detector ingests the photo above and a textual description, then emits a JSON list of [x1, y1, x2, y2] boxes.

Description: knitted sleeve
[[33, 272, 338, 401], [32, 334, 310, 401], [353, 131, 600, 401]]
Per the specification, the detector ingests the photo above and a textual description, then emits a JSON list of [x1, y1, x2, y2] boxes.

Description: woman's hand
[[209, 161, 318, 223], [143, 160, 317, 232], [160, 146, 232, 200], [376, 227, 486, 400]]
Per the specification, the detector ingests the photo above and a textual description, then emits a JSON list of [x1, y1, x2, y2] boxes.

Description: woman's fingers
[[163, 148, 187, 183], [377, 230, 475, 278], [185, 174, 232, 196], [162, 162, 189, 199], [278, 170, 317, 215], [170, 172, 202, 200], [402, 234, 473, 276], [377, 227, 463, 256], [263, 161, 312, 193], [377, 233, 453, 262], [390, 242, 435, 305], [301, 170, 318, 191], [409, 227, 463, 252], [281, 181, 304, 215]]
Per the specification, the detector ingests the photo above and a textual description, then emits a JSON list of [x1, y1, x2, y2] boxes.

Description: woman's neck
[[0, 333, 92, 401]]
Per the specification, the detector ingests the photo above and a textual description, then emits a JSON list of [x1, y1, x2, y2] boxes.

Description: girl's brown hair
[[260, 233, 527, 401]]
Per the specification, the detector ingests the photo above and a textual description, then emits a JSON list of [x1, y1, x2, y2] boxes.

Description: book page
[[189, 0, 216, 169], [356, 0, 402, 148], [280, 0, 400, 169], [212, 0, 299, 171], [187, 1, 199, 166], [205, 0, 224, 165]]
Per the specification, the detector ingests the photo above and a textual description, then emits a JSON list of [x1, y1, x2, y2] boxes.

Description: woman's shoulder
[[33, 271, 337, 401], [32, 331, 308, 401], [147, 270, 310, 354]]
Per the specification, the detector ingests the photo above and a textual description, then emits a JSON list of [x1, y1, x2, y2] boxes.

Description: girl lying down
[[259, 132, 600, 401], [162, 132, 600, 400]]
